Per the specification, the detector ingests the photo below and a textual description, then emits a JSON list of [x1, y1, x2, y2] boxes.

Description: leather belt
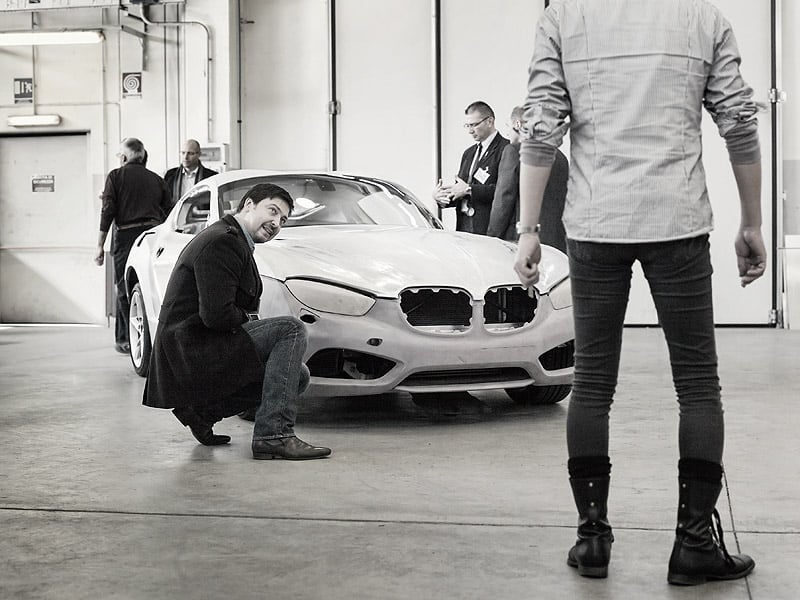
[[117, 219, 159, 231]]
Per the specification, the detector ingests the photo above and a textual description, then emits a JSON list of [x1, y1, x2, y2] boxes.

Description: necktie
[[468, 143, 482, 183]]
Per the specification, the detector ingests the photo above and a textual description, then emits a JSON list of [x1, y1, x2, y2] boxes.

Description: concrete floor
[[0, 324, 797, 600]]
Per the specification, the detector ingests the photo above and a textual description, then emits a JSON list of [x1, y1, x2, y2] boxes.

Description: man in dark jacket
[[433, 101, 509, 235], [487, 106, 568, 252], [164, 139, 217, 204], [143, 183, 331, 460], [95, 137, 171, 354]]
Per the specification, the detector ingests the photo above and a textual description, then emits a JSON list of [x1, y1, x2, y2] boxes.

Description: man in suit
[[433, 101, 509, 234], [143, 183, 331, 460], [164, 139, 218, 204], [487, 106, 569, 252]]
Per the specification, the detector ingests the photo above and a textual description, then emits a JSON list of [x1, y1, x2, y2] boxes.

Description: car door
[[151, 186, 214, 302]]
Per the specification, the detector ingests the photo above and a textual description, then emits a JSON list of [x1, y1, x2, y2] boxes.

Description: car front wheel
[[128, 282, 151, 377], [505, 384, 570, 405]]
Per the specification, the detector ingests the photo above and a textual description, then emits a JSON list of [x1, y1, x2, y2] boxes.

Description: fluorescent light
[[7, 115, 62, 127], [0, 30, 104, 47]]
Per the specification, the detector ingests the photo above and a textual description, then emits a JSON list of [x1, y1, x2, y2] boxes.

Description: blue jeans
[[566, 234, 724, 463], [201, 316, 310, 440], [243, 316, 310, 440]]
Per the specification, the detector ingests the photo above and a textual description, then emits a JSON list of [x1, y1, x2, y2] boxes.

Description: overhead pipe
[[139, 4, 213, 143]]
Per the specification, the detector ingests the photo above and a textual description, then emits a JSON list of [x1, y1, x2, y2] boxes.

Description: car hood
[[254, 225, 568, 298]]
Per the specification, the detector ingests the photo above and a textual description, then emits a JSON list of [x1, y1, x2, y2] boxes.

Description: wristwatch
[[516, 222, 541, 236]]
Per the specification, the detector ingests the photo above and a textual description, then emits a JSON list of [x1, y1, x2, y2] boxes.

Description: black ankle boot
[[667, 460, 755, 586], [567, 457, 613, 578], [172, 407, 231, 446]]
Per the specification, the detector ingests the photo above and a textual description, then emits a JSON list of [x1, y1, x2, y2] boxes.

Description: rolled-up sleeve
[[703, 15, 760, 164], [521, 7, 571, 167]]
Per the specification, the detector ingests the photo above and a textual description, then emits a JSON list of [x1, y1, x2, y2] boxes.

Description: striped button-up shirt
[[521, 0, 761, 243]]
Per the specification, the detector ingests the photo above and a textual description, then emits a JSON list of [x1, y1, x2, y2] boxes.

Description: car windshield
[[218, 175, 441, 229]]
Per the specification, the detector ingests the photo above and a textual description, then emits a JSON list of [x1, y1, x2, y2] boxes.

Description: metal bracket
[[769, 88, 787, 104], [328, 100, 341, 116]]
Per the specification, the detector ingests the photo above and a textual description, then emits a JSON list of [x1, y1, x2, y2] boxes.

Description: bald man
[[164, 139, 218, 204]]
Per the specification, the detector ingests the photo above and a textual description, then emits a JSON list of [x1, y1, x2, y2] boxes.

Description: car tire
[[128, 282, 151, 378], [505, 384, 571, 405]]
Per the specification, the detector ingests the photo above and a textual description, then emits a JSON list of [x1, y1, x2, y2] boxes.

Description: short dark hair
[[236, 182, 294, 213], [121, 137, 146, 164], [465, 101, 495, 119]]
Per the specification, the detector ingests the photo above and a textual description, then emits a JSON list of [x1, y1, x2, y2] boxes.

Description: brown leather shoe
[[252, 436, 331, 460]]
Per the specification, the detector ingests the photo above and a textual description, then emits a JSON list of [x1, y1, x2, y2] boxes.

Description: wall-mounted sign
[[14, 78, 33, 104], [32, 174, 55, 193], [122, 72, 142, 97]]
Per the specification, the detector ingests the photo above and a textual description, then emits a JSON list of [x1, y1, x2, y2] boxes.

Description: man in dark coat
[[95, 137, 171, 354], [163, 139, 218, 204], [433, 101, 509, 235], [487, 106, 569, 252], [144, 183, 331, 460]]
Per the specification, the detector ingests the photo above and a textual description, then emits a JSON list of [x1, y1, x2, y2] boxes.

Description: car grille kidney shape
[[399, 286, 537, 330]]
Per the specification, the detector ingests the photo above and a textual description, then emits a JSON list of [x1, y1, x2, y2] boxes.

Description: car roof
[[202, 169, 392, 186]]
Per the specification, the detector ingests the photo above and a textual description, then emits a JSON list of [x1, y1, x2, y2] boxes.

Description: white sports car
[[125, 170, 574, 404]]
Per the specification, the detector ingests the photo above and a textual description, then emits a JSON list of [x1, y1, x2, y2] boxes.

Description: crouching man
[[143, 183, 331, 460]]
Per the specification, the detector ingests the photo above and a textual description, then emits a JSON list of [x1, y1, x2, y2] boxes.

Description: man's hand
[[94, 246, 105, 266], [446, 177, 470, 200], [734, 227, 766, 287], [514, 234, 542, 288]]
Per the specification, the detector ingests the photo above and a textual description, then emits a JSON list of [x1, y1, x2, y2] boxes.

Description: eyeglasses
[[463, 116, 490, 130]]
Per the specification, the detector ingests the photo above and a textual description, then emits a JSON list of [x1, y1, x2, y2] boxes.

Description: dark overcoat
[[486, 144, 569, 252], [446, 133, 509, 235], [164, 163, 218, 204], [143, 214, 265, 409]]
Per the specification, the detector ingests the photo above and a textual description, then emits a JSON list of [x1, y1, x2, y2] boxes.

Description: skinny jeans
[[202, 316, 310, 440], [565, 234, 724, 463]]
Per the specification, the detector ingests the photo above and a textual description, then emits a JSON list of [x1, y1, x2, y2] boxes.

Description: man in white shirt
[[164, 139, 218, 204]]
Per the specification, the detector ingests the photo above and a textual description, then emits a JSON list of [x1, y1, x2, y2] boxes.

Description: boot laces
[[710, 509, 735, 565]]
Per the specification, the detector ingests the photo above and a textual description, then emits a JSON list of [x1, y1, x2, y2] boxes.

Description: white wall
[[0, 0, 797, 325]]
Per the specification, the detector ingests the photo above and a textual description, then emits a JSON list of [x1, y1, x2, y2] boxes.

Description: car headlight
[[547, 277, 572, 310], [285, 279, 376, 316]]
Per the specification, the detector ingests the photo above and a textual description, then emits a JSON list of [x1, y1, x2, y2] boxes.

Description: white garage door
[[0, 133, 105, 324]]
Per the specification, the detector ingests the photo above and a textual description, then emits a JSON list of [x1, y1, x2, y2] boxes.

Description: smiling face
[[237, 196, 291, 243]]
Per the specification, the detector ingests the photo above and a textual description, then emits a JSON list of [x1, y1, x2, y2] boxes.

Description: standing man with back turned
[[164, 139, 218, 204], [94, 137, 171, 354], [514, 0, 765, 586], [487, 105, 568, 251], [433, 101, 509, 235]]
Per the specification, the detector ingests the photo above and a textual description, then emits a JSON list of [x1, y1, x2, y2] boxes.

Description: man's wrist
[[516, 222, 541, 236]]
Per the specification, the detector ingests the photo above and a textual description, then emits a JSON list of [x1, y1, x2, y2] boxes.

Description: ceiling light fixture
[[7, 115, 62, 127], [0, 30, 104, 47]]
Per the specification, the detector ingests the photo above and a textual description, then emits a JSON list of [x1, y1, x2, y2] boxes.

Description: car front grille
[[398, 367, 531, 388], [483, 286, 537, 326], [399, 285, 537, 330], [399, 288, 472, 327]]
